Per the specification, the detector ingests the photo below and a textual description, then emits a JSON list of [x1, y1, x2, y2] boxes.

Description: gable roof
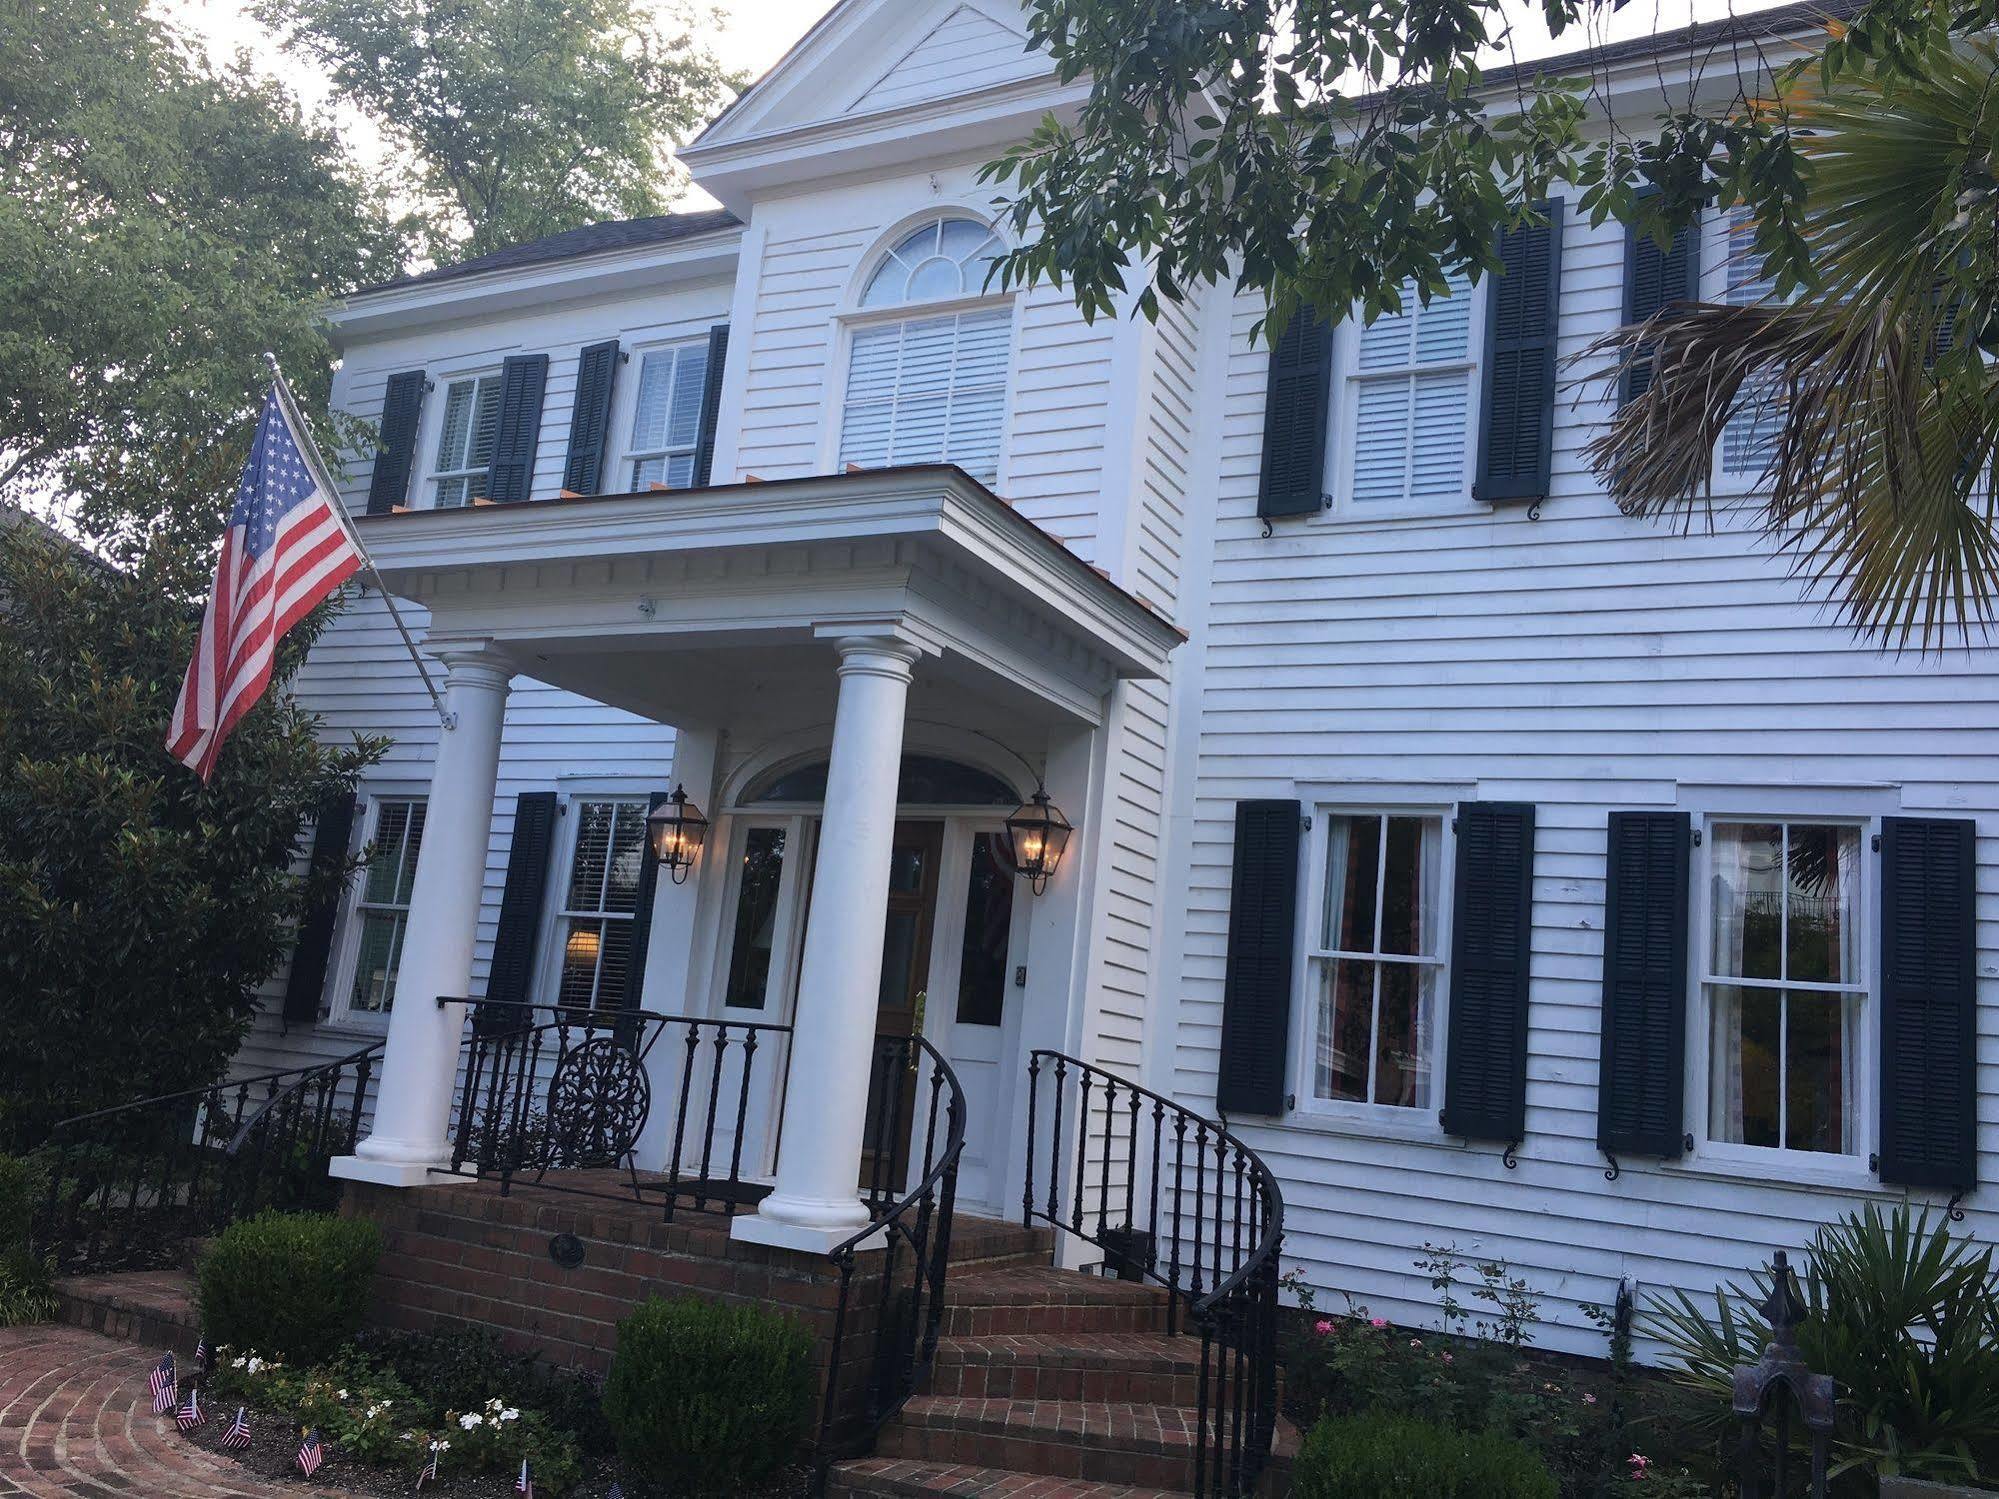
[[352, 208, 741, 297]]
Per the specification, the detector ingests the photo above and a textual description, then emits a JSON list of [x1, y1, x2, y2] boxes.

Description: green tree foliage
[[255, 0, 739, 262], [0, 521, 385, 1148], [0, 0, 408, 552]]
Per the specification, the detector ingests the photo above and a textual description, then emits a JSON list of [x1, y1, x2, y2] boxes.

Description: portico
[[327, 465, 1178, 1252]]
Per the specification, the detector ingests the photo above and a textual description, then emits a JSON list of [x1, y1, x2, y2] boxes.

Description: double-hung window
[[1342, 273, 1477, 511], [431, 374, 501, 507], [347, 798, 426, 1015], [626, 342, 710, 490], [553, 798, 650, 1011], [1704, 820, 1865, 1157], [838, 217, 1011, 484], [1306, 812, 1447, 1109], [1718, 209, 1788, 480]]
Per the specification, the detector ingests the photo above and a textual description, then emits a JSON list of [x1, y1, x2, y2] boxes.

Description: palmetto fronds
[[1588, 39, 1999, 648]]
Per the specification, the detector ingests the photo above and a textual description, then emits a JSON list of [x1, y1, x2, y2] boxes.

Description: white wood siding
[[1163, 203, 1999, 1356], [845, 4, 1043, 116]]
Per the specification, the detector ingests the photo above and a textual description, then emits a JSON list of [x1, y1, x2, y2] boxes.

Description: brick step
[[940, 1266, 1174, 1337], [53, 1270, 201, 1359], [828, 1456, 1189, 1499], [945, 1217, 1056, 1271], [877, 1397, 1206, 1491], [929, 1332, 1203, 1406]]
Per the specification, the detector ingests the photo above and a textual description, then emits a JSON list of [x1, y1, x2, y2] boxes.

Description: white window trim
[[703, 812, 816, 1021], [1681, 801, 1880, 1184], [1703, 208, 1787, 497], [535, 792, 652, 1013], [324, 786, 430, 1035], [1287, 800, 1457, 1140], [609, 337, 711, 494], [411, 356, 511, 511], [1320, 279, 1488, 523]]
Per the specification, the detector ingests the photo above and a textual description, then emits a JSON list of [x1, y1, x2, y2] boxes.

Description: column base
[[730, 1211, 886, 1256], [328, 1155, 448, 1189]]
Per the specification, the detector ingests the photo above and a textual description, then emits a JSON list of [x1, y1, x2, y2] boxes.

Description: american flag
[[167, 386, 364, 781], [148, 1353, 176, 1414], [193, 1336, 210, 1375], [416, 1440, 441, 1488], [515, 1458, 532, 1497], [175, 1385, 204, 1432], [296, 1427, 325, 1478], [606, 1484, 623, 1499], [221, 1407, 252, 1450]]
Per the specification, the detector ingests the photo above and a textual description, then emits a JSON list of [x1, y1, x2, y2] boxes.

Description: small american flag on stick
[[416, 1440, 441, 1488], [148, 1353, 176, 1414], [175, 1385, 204, 1432], [296, 1427, 325, 1478], [193, 1336, 210, 1375], [167, 385, 364, 781], [221, 1407, 252, 1450], [515, 1457, 533, 1497]]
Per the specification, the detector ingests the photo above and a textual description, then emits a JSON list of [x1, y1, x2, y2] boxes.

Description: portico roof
[[354, 464, 1181, 733]]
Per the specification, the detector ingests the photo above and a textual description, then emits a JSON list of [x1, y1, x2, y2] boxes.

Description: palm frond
[[1587, 39, 1999, 649]]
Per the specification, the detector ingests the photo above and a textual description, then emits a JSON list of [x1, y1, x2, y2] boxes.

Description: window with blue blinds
[[839, 307, 1010, 483], [1347, 273, 1475, 509]]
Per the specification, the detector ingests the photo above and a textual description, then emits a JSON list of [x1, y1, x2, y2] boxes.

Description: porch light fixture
[[646, 785, 709, 884], [1002, 787, 1072, 896]]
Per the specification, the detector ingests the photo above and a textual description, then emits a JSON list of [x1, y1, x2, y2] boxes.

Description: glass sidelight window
[[954, 832, 1015, 1026], [1308, 813, 1446, 1108], [722, 826, 787, 1010]]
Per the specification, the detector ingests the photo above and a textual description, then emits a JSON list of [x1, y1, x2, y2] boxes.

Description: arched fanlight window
[[841, 217, 1013, 483], [860, 218, 1005, 308]]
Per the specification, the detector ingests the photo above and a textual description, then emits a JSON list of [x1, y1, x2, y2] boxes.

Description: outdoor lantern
[[646, 785, 709, 884], [1002, 787, 1072, 896]]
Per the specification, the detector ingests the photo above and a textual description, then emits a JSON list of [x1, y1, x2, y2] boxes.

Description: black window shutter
[[561, 341, 621, 495], [1441, 801, 1536, 1142], [282, 790, 357, 1026], [1596, 811, 1692, 1158], [483, 792, 560, 1024], [1620, 197, 1699, 406], [692, 324, 730, 489], [486, 353, 549, 503], [1256, 309, 1333, 521], [617, 789, 674, 1010], [1474, 201, 1564, 505], [365, 370, 427, 515], [1217, 799, 1303, 1115], [1879, 816, 1977, 1190]]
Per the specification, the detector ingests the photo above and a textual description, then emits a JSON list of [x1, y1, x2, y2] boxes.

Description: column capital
[[431, 641, 517, 685], [829, 633, 924, 681]]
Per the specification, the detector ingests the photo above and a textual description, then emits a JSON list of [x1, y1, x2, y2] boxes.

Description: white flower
[[230, 1355, 247, 1370], [437, 1441, 450, 1452], [499, 1408, 519, 1423], [458, 1412, 483, 1430], [486, 1398, 504, 1412], [336, 1389, 349, 1401]]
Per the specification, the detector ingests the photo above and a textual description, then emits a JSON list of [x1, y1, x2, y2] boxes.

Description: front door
[[860, 820, 944, 1195]]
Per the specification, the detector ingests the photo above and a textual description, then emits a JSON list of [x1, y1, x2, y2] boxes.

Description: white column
[[332, 644, 512, 1188], [733, 635, 921, 1252]]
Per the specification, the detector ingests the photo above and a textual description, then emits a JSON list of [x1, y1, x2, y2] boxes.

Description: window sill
[[313, 1016, 392, 1042], [1259, 1106, 1454, 1150], [1663, 1149, 1885, 1196]]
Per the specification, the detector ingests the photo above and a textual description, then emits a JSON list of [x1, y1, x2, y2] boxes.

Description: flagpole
[[262, 353, 456, 731]]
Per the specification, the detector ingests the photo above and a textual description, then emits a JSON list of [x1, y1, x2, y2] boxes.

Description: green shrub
[[602, 1296, 814, 1496], [0, 1156, 55, 1326], [197, 1211, 381, 1365], [1292, 1413, 1558, 1499], [1644, 1203, 1999, 1484], [352, 1324, 609, 1449]]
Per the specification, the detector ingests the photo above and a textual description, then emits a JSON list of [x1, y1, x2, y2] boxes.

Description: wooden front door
[[860, 820, 944, 1195]]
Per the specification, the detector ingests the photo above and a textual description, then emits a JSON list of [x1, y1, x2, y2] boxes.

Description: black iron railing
[[816, 1033, 966, 1483], [35, 1043, 381, 1274], [1022, 1051, 1284, 1499], [1732, 1249, 1834, 1499], [442, 998, 793, 1218]]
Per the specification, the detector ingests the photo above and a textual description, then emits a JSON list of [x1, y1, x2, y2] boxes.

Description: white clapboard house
[[235, 0, 1991, 1357]]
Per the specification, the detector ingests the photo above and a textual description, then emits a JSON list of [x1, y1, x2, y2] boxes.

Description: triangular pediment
[[693, 0, 1053, 150]]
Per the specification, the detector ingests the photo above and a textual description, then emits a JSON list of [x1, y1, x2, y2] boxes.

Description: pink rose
[[1313, 1319, 1334, 1336], [1441, 1352, 1454, 1365], [1583, 1393, 1598, 1406], [1368, 1317, 1387, 1330], [1627, 1453, 1651, 1480]]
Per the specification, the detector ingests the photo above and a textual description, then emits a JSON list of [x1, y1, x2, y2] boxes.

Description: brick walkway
[[0, 1323, 368, 1497]]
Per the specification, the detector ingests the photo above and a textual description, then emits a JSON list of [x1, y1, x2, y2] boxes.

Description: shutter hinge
[[1284, 1092, 1296, 1111], [1946, 1187, 1969, 1222], [1682, 1131, 1695, 1154], [1690, 828, 1702, 847], [1868, 1151, 1881, 1173], [1872, 832, 1882, 852], [1300, 814, 1312, 834], [1501, 1141, 1520, 1170], [1450, 816, 1459, 835], [1602, 1151, 1621, 1182]]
